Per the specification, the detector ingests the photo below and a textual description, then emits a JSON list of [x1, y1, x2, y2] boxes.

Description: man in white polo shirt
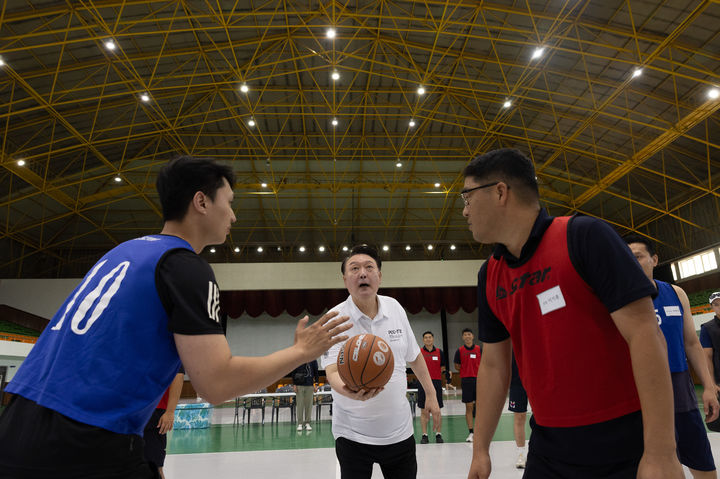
[[321, 244, 441, 479]]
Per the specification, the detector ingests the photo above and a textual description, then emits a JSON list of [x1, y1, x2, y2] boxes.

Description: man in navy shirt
[[625, 235, 717, 478], [701, 292, 720, 388], [462, 148, 682, 479], [0, 156, 351, 478]]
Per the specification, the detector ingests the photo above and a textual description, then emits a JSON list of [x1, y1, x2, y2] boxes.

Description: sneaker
[[420, 434, 429, 444], [296, 424, 303, 432], [515, 451, 526, 469], [305, 423, 312, 431], [435, 434, 444, 443], [465, 432, 473, 443]]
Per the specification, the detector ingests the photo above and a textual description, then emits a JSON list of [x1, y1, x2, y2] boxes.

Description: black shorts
[[509, 379, 528, 413], [336, 435, 416, 479], [675, 408, 715, 471], [417, 379, 443, 409], [0, 395, 159, 479], [461, 377, 476, 403], [527, 411, 643, 476], [143, 409, 168, 468]]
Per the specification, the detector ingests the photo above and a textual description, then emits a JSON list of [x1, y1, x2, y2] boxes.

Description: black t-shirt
[[155, 249, 225, 335], [477, 210, 655, 343]]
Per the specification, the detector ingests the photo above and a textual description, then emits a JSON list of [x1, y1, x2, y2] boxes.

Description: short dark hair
[[623, 234, 656, 256], [341, 244, 382, 274], [462, 328, 473, 335], [422, 331, 434, 337], [463, 148, 539, 203], [157, 156, 235, 222]]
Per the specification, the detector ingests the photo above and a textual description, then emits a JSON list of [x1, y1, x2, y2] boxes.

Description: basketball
[[337, 334, 394, 391]]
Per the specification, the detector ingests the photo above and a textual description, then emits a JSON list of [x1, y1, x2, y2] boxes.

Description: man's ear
[[191, 191, 207, 214]]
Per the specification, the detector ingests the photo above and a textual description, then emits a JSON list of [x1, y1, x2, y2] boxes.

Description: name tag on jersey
[[663, 306, 682, 317], [470, 354, 477, 359], [432, 356, 439, 360], [537, 285, 566, 315]]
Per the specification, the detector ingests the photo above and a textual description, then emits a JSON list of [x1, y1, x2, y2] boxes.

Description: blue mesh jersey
[[7, 235, 194, 435], [653, 280, 688, 373]]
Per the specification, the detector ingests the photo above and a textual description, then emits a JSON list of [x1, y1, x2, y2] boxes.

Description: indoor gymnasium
[[1, 1, 720, 478]]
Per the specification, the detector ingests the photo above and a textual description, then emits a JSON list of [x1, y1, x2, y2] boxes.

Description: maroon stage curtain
[[220, 286, 477, 318]]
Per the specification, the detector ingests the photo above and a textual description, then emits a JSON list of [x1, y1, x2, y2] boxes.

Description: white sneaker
[[515, 451, 526, 469], [296, 424, 303, 432], [465, 433, 473, 442], [305, 423, 312, 431]]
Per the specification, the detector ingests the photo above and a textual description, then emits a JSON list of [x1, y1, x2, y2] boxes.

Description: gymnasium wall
[[0, 259, 483, 382]]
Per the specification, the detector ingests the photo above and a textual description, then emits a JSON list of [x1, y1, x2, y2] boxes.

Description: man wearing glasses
[[462, 148, 682, 479]]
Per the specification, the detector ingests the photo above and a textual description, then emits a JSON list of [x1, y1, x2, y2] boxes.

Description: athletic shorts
[[336, 435, 416, 479], [509, 379, 528, 413], [675, 408, 715, 471], [143, 408, 168, 468], [0, 395, 159, 479], [417, 379, 443, 409], [461, 377, 476, 403]]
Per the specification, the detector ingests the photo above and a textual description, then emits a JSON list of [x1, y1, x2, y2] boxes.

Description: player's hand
[[467, 450, 491, 479], [157, 411, 175, 435], [294, 311, 351, 361], [702, 388, 720, 422], [425, 395, 442, 432], [636, 453, 684, 479], [338, 385, 383, 401]]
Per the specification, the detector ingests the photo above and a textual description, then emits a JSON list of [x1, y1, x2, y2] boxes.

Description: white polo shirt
[[320, 294, 421, 445]]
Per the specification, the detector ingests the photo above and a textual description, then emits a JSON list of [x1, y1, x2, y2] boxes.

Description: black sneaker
[[435, 434, 444, 443], [420, 434, 429, 444]]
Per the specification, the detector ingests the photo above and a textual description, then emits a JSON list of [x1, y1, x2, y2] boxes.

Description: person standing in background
[[454, 328, 481, 442], [291, 360, 319, 432], [701, 292, 720, 389], [418, 331, 448, 444], [509, 354, 528, 469], [144, 370, 185, 479]]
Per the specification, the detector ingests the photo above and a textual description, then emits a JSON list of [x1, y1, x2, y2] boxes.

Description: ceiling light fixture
[[140, 93, 150, 102], [248, 119, 255, 127], [17, 159, 25, 166], [319, 246, 325, 252], [417, 86, 425, 95], [0, 57, 5, 67], [434, 182, 441, 188], [382, 245, 389, 251], [234, 246, 240, 253], [427, 245, 434, 250], [631, 68, 643, 78], [396, 161, 402, 168], [342, 246, 349, 252], [209, 248, 216, 253], [405, 245, 411, 251], [299, 246, 306, 252], [104, 40, 116, 51], [531, 47, 545, 60], [409, 119, 416, 127], [257, 246, 263, 253], [331, 71, 340, 81], [331, 118, 338, 126], [450, 244, 456, 250], [708, 87, 720, 100], [261, 182, 267, 188], [240, 83, 249, 93], [326, 28, 336, 39], [114, 176, 122, 182], [503, 100, 512, 108]]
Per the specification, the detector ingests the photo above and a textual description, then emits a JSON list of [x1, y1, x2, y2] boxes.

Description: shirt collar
[[346, 295, 387, 322], [492, 208, 554, 265], [423, 345, 436, 353]]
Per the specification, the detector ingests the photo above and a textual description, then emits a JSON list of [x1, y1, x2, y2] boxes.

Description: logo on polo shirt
[[387, 329, 403, 341]]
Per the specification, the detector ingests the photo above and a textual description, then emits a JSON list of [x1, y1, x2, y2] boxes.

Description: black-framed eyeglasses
[[460, 182, 500, 206]]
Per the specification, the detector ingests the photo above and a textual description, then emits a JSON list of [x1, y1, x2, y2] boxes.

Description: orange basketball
[[337, 334, 394, 390]]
